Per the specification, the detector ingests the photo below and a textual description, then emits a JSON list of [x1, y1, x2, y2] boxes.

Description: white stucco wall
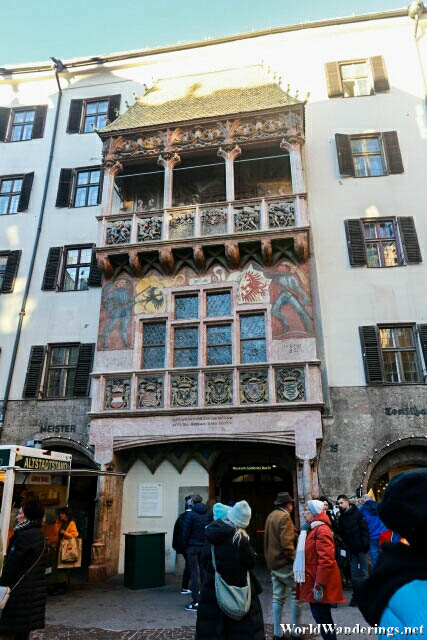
[[119, 458, 208, 574]]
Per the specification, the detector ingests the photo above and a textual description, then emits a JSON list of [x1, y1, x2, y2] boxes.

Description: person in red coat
[[294, 500, 345, 640]]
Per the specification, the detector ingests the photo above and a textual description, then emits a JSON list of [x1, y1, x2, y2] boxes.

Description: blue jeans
[[350, 551, 369, 594], [370, 539, 380, 568], [310, 603, 337, 640]]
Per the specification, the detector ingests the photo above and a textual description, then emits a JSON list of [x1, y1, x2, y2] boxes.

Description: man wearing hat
[[264, 492, 303, 640]]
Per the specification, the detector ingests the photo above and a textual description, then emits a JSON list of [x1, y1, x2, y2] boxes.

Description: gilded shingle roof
[[101, 66, 300, 133]]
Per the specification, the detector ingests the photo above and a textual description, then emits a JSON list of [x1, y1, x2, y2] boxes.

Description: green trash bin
[[124, 531, 166, 589]]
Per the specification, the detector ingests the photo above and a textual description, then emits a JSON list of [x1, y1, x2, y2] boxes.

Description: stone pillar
[[158, 152, 181, 208], [218, 145, 241, 202], [102, 160, 123, 217], [280, 136, 306, 194]]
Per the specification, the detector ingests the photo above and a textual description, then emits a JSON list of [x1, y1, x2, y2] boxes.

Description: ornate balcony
[[90, 361, 322, 415]]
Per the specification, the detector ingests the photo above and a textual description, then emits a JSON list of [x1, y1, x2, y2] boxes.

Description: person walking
[[196, 500, 265, 640], [264, 491, 303, 640], [0, 497, 48, 640], [172, 495, 193, 595], [358, 495, 387, 567], [294, 500, 345, 640], [52, 507, 79, 594], [182, 494, 211, 611], [336, 494, 369, 606], [357, 469, 427, 633]]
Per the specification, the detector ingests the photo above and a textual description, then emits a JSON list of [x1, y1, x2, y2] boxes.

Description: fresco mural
[[97, 260, 313, 350]]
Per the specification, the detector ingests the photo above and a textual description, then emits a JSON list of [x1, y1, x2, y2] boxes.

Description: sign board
[[27, 474, 52, 485], [14, 455, 71, 471], [0, 450, 11, 467], [231, 465, 273, 472], [138, 483, 163, 517]]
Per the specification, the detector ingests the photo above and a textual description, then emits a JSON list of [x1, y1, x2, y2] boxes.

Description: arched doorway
[[366, 439, 427, 500]]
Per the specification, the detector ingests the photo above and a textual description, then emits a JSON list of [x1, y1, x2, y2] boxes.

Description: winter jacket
[[379, 580, 427, 633], [357, 541, 427, 626], [338, 504, 370, 554], [264, 507, 297, 570], [172, 509, 191, 554], [359, 501, 387, 540], [182, 502, 211, 548], [0, 521, 48, 633], [296, 511, 346, 605], [55, 519, 79, 540], [196, 519, 265, 640]]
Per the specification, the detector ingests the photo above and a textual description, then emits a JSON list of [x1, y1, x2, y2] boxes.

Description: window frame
[[350, 134, 386, 178], [206, 321, 233, 366], [73, 167, 102, 208], [0, 175, 24, 215], [0, 253, 8, 289], [239, 312, 267, 365], [141, 320, 167, 370], [339, 60, 373, 98], [60, 245, 93, 292], [378, 324, 422, 384], [82, 98, 110, 134], [362, 218, 401, 268], [45, 343, 80, 399], [9, 108, 36, 142]]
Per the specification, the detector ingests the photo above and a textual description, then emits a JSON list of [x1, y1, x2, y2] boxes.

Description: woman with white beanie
[[196, 500, 265, 640], [294, 500, 345, 640]]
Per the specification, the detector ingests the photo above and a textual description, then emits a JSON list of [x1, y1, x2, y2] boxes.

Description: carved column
[[158, 152, 181, 209], [102, 159, 123, 217], [218, 145, 241, 202], [281, 136, 306, 194]]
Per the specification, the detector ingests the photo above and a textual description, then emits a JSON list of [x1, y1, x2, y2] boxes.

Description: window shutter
[[383, 132, 404, 174], [107, 95, 121, 123], [370, 56, 389, 93], [41, 247, 62, 290], [17, 172, 34, 211], [359, 326, 384, 384], [345, 220, 367, 266], [335, 134, 355, 176], [325, 62, 343, 98], [55, 169, 73, 207], [73, 343, 95, 396], [418, 325, 427, 372], [0, 107, 10, 142], [397, 217, 422, 264], [1, 250, 21, 293], [97, 169, 103, 204], [88, 248, 102, 287], [32, 105, 48, 139], [67, 99, 83, 133], [22, 345, 45, 398]]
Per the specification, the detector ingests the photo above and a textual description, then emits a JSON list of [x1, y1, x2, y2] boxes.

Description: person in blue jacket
[[359, 495, 388, 567], [357, 469, 427, 634]]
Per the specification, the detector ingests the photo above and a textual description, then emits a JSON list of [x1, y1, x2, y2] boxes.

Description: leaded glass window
[[240, 314, 266, 363], [143, 322, 166, 369], [175, 294, 198, 320], [363, 220, 399, 268], [174, 326, 198, 366], [207, 291, 231, 317], [207, 324, 232, 365]]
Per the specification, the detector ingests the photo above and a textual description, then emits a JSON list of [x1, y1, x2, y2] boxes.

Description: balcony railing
[[91, 361, 322, 413], [99, 196, 308, 248]]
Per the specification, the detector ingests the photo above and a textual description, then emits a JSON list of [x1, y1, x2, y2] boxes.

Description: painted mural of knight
[[99, 277, 135, 349]]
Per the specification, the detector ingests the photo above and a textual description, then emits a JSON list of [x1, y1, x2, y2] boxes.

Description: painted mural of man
[[101, 278, 134, 348], [271, 262, 313, 335]]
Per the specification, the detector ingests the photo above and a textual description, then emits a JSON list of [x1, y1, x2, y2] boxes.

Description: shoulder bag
[[211, 545, 251, 621], [0, 538, 46, 611]]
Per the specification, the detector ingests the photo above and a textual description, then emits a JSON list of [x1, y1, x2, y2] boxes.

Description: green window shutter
[[22, 346, 45, 398], [73, 343, 95, 397], [1, 250, 21, 293], [397, 217, 422, 264], [359, 326, 384, 384], [345, 220, 367, 266]]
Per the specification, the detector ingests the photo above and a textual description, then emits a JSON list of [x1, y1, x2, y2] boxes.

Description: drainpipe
[[0, 59, 66, 431]]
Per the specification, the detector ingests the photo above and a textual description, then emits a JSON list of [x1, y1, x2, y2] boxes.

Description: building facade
[[0, 6, 426, 576]]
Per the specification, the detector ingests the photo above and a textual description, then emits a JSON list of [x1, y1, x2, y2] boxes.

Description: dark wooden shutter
[[107, 95, 121, 123], [383, 132, 404, 174], [1, 250, 21, 293], [345, 220, 367, 266], [397, 217, 422, 264], [335, 134, 355, 176], [359, 326, 384, 384], [88, 248, 102, 286], [55, 169, 73, 207], [73, 343, 95, 396], [67, 99, 83, 133], [418, 325, 427, 372], [32, 105, 48, 139], [41, 247, 62, 290], [325, 62, 343, 98], [0, 107, 10, 141], [97, 168, 103, 204], [17, 172, 34, 211], [22, 345, 45, 398], [370, 56, 389, 93]]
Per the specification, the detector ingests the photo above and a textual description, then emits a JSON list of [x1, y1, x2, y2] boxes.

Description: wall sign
[[14, 455, 71, 471], [385, 407, 426, 416], [232, 465, 273, 471], [138, 483, 163, 517], [38, 424, 76, 433]]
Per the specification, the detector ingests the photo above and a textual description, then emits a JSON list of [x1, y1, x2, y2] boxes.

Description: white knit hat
[[307, 499, 324, 516], [228, 500, 251, 528]]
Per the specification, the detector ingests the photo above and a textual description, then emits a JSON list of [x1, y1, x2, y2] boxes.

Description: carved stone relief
[[169, 209, 195, 239], [205, 372, 233, 405], [171, 374, 198, 407], [200, 206, 228, 236], [137, 376, 164, 408], [275, 368, 305, 402], [137, 216, 162, 242], [234, 205, 261, 232], [268, 201, 296, 229], [239, 370, 269, 404], [105, 378, 131, 410], [106, 220, 132, 245]]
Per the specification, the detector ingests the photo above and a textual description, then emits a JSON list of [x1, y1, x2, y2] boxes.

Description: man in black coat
[[337, 494, 370, 606], [172, 495, 193, 595], [0, 497, 48, 640], [182, 494, 211, 611]]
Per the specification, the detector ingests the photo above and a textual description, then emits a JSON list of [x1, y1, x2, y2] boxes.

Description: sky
[[1, 0, 404, 66]]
